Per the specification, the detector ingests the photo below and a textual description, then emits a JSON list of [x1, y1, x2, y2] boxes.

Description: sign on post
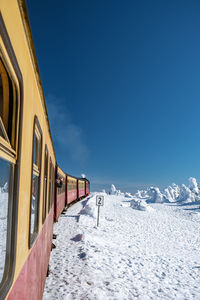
[[96, 195, 104, 206], [96, 195, 104, 226]]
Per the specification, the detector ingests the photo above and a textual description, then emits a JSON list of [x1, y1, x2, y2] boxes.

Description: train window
[[62, 177, 65, 194], [68, 179, 75, 191], [0, 59, 18, 149], [51, 165, 55, 208], [48, 158, 52, 212], [57, 174, 65, 195], [0, 56, 18, 290], [30, 120, 42, 247], [42, 146, 48, 223]]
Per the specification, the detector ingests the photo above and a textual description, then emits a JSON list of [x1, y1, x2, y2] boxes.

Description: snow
[[0, 190, 8, 283], [44, 180, 200, 300]]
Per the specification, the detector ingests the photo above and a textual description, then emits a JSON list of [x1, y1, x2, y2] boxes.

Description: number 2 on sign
[[96, 195, 104, 206]]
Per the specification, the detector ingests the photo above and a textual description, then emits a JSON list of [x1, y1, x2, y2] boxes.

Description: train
[[0, 1, 90, 299]]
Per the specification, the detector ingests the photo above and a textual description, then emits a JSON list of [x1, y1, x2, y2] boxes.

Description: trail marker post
[[96, 195, 104, 227]]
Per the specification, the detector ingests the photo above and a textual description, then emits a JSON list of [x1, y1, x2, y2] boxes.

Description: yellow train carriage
[[0, 1, 56, 299]]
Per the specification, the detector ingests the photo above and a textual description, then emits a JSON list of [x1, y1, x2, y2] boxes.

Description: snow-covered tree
[[188, 177, 199, 194], [147, 187, 164, 203], [110, 184, 117, 195]]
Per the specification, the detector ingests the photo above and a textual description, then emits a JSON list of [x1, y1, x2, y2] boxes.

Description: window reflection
[[48, 160, 52, 212], [30, 120, 41, 246], [30, 174, 39, 237], [0, 158, 12, 283], [33, 134, 39, 166]]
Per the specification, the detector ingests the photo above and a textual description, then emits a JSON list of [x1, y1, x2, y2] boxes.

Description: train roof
[[66, 173, 90, 183]]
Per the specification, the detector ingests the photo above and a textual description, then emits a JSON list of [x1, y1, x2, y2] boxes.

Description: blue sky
[[27, 0, 200, 193]]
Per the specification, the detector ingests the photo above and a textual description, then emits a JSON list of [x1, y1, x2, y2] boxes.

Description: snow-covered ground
[[44, 180, 200, 300]]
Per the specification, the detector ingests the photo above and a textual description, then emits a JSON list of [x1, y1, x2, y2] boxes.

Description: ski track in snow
[[43, 193, 200, 300]]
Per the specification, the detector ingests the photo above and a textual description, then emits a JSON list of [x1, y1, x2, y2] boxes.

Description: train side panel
[[7, 208, 54, 300]]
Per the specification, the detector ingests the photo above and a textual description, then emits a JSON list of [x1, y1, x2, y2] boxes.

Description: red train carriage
[[54, 165, 66, 221], [66, 175, 78, 205]]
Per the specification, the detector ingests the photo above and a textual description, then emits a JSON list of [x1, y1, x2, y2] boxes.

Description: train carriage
[[0, 1, 56, 299], [0, 1, 90, 299], [66, 174, 78, 205], [78, 178, 86, 199]]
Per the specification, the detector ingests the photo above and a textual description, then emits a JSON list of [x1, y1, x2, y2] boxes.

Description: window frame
[[48, 157, 52, 213], [51, 165, 55, 208], [42, 145, 49, 223], [0, 57, 19, 153], [29, 116, 42, 248]]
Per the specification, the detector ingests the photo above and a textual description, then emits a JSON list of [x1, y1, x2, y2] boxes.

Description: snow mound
[[80, 202, 96, 218], [125, 192, 132, 198], [130, 198, 151, 211]]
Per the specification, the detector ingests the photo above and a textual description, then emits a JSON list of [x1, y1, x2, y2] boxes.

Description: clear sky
[[27, 0, 200, 193]]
